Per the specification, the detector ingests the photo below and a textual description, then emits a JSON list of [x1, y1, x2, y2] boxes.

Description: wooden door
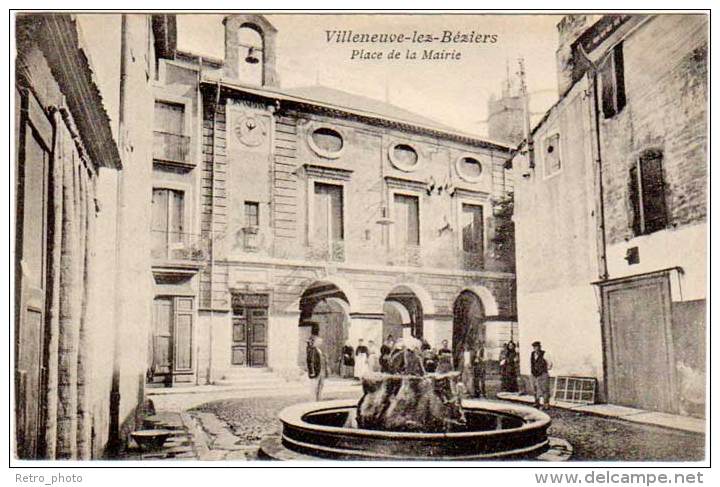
[[151, 296, 194, 384], [15, 90, 52, 459], [231, 307, 268, 367], [173, 297, 194, 374], [231, 308, 248, 366], [248, 308, 268, 367], [601, 274, 677, 413], [152, 298, 173, 381]]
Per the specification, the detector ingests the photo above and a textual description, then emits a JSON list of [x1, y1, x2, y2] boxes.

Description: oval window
[[457, 156, 483, 181], [390, 143, 419, 171], [310, 127, 343, 156]]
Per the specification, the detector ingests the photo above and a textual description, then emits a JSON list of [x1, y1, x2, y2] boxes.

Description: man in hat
[[530, 341, 552, 409], [307, 336, 328, 401]]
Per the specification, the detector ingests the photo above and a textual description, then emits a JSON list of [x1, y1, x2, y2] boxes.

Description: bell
[[245, 46, 260, 64]]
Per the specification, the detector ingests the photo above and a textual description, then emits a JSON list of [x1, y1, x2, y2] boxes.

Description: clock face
[[235, 114, 267, 147]]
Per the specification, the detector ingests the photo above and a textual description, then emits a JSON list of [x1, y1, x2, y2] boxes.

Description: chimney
[[223, 14, 279, 87], [555, 15, 589, 97]]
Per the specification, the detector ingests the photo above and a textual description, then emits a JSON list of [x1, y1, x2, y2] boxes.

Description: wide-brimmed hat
[[531, 341, 541, 347]]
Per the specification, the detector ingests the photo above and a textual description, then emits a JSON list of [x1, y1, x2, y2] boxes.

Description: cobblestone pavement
[[191, 390, 705, 462]]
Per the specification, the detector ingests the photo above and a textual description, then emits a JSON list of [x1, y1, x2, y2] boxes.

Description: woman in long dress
[[500, 341, 520, 392], [354, 339, 369, 379]]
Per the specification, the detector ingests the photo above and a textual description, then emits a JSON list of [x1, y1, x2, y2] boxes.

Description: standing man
[[307, 336, 328, 401], [530, 341, 552, 410], [471, 340, 487, 398]]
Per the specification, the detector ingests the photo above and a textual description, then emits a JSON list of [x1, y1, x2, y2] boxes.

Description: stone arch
[[385, 281, 436, 315], [223, 14, 279, 86], [457, 285, 499, 317], [284, 274, 360, 315]]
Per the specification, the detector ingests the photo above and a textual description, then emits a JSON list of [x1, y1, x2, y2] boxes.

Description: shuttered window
[[154, 100, 184, 135], [461, 204, 484, 254], [394, 194, 420, 247], [313, 183, 344, 242], [630, 150, 668, 236], [600, 43, 626, 119]]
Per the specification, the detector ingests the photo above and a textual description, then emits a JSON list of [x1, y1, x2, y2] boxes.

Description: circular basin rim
[[278, 399, 550, 439]]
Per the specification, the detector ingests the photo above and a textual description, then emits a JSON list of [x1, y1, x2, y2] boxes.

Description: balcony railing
[[151, 231, 207, 262], [153, 131, 191, 166], [306, 240, 345, 262], [389, 245, 422, 267]]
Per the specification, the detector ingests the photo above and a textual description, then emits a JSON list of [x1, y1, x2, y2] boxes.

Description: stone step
[[213, 377, 291, 387], [218, 367, 273, 378]]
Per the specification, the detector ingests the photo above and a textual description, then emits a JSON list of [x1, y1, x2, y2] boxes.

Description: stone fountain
[[260, 365, 571, 461]]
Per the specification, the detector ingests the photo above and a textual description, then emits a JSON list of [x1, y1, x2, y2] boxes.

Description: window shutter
[[640, 151, 667, 234], [629, 164, 642, 235]]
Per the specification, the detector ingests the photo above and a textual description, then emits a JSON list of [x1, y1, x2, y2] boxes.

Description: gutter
[[588, 67, 609, 281], [199, 77, 512, 153]]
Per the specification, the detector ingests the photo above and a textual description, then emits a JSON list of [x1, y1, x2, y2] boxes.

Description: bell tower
[[223, 14, 279, 87]]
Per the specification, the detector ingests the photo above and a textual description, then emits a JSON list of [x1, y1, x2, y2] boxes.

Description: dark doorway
[[452, 291, 486, 366], [298, 283, 349, 376], [383, 285, 424, 342]]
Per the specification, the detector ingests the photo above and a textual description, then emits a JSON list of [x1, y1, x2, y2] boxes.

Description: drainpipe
[[586, 63, 609, 280], [108, 13, 129, 454], [206, 81, 221, 385]]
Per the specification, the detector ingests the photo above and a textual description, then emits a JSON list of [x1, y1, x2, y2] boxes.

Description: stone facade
[[147, 14, 517, 386], [512, 14, 707, 415]]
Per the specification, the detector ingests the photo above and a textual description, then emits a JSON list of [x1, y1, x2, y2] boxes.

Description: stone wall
[[600, 15, 708, 245]]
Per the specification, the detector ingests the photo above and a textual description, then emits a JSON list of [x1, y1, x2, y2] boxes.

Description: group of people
[[306, 333, 550, 409], [340, 338, 380, 379]]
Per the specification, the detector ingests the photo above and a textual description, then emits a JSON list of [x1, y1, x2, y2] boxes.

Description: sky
[[177, 14, 563, 135]]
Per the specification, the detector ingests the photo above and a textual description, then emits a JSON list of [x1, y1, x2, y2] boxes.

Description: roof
[[18, 14, 122, 170], [279, 85, 458, 133], [202, 76, 512, 153]]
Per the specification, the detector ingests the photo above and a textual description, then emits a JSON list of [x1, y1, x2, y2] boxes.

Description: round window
[[389, 143, 419, 171], [309, 127, 344, 157], [456, 156, 484, 181]]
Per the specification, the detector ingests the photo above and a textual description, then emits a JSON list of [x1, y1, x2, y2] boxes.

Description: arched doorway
[[452, 291, 486, 365], [298, 282, 350, 376], [383, 285, 424, 344]]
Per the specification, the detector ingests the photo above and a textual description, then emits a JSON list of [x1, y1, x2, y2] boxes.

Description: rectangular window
[[543, 133, 562, 177], [630, 150, 668, 236], [600, 43, 626, 119], [154, 100, 185, 135], [461, 204, 484, 254], [394, 193, 420, 247], [151, 188, 185, 255], [244, 201, 259, 227], [313, 183, 344, 242]]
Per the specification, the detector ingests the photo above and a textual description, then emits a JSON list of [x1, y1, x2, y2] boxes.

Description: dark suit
[[471, 347, 486, 398], [307, 345, 327, 400]]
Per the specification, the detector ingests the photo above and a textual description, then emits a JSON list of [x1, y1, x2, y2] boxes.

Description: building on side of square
[[14, 14, 161, 458], [145, 14, 517, 386], [510, 14, 707, 416]]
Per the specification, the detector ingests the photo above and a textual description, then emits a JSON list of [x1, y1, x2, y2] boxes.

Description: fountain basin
[[260, 399, 556, 461]]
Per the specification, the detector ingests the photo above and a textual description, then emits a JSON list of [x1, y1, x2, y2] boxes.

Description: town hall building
[[146, 14, 517, 386]]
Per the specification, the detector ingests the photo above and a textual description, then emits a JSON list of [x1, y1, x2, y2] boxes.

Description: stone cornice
[[303, 163, 354, 181]]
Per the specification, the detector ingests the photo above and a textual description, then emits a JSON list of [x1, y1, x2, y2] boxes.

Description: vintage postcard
[[11, 10, 708, 469]]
